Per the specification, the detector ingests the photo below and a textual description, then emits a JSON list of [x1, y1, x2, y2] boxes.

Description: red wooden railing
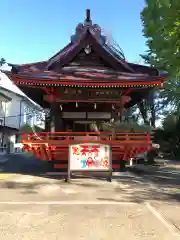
[[21, 132, 152, 142], [21, 132, 153, 171]]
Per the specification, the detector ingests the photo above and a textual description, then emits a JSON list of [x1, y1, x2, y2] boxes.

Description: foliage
[[141, 0, 180, 77], [24, 105, 45, 122], [142, 52, 180, 114], [141, 0, 180, 126], [20, 124, 43, 133], [154, 113, 180, 158], [0, 58, 6, 67], [161, 78, 180, 113], [100, 120, 153, 133]]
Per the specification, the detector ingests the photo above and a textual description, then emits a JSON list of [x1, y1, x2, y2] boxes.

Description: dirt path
[[0, 172, 179, 239], [0, 154, 179, 239]]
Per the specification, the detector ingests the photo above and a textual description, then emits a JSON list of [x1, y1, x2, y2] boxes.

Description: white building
[[0, 72, 43, 152]]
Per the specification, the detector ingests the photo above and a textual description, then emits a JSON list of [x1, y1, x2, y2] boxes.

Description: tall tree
[[141, 0, 180, 114], [154, 113, 180, 157], [139, 53, 164, 124], [141, 0, 180, 77], [141, 52, 180, 115]]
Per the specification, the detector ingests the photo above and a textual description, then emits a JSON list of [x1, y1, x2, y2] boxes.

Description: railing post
[[147, 134, 151, 143], [125, 134, 129, 142]]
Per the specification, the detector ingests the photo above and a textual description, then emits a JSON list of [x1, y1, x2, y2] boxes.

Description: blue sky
[[0, 0, 147, 65]]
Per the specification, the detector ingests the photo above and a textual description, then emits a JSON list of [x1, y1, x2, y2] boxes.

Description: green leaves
[[20, 124, 43, 133], [141, 1, 180, 114], [154, 113, 180, 157], [0, 58, 5, 67], [143, 1, 180, 156], [141, 1, 180, 77], [100, 121, 153, 133]]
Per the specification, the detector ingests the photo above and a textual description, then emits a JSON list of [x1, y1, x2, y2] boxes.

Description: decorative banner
[[69, 143, 111, 171]]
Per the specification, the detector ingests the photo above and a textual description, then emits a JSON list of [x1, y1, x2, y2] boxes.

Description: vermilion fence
[[21, 131, 152, 143], [21, 132, 153, 178]]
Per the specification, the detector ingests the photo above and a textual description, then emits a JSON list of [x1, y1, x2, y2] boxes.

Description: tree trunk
[[138, 100, 150, 125], [148, 91, 156, 127]]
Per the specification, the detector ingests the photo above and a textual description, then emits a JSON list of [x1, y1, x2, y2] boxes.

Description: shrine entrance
[[73, 121, 93, 132]]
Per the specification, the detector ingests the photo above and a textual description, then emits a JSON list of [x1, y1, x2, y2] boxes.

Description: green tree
[[141, 0, 180, 77], [100, 120, 153, 133], [154, 113, 180, 158], [141, 53, 180, 114], [20, 124, 43, 133], [0, 58, 5, 67]]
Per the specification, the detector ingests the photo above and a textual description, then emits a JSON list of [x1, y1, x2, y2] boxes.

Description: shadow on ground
[[0, 172, 179, 204], [0, 153, 49, 175], [129, 166, 180, 187], [0, 153, 180, 203], [0, 153, 121, 181]]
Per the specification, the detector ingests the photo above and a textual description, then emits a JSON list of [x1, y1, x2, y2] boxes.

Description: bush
[[100, 121, 153, 133]]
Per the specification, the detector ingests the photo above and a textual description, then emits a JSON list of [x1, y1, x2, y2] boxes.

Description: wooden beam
[[43, 95, 123, 104]]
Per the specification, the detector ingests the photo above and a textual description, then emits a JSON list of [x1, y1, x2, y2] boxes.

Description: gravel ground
[[0, 204, 179, 240], [129, 163, 180, 232], [0, 154, 179, 239], [0, 172, 175, 203], [0, 173, 178, 239]]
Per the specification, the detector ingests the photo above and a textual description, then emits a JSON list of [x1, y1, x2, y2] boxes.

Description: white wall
[[0, 72, 43, 129], [0, 72, 44, 152], [0, 90, 40, 129]]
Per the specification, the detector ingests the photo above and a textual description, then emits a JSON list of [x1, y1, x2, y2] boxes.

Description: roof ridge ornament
[[71, 9, 108, 46], [84, 9, 92, 26]]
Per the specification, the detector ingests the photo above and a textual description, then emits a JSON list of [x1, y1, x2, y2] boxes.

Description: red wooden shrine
[[5, 9, 167, 179]]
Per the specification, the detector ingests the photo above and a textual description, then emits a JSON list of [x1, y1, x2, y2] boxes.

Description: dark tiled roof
[[11, 66, 163, 82], [9, 61, 47, 73], [47, 42, 76, 68]]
